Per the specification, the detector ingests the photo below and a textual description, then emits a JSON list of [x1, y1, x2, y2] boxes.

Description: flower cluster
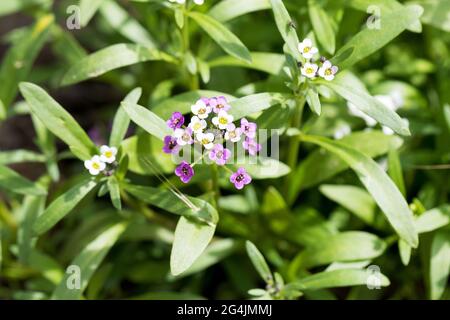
[[163, 96, 260, 189], [298, 38, 338, 81], [84, 145, 117, 176], [168, 0, 204, 5]]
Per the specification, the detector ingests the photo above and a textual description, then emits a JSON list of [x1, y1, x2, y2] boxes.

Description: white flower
[[333, 124, 352, 140], [193, 0, 204, 4], [301, 62, 318, 79], [173, 128, 193, 146], [191, 99, 211, 119], [212, 110, 234, 130], [84, 155, 106, 176], [196, 132, 215, 149], [318, 60, 339, 81], [298, 38, 318, 59], [224, 123, 242, 142], [99, 145, 117, 164], [188, 116, 207, 134]]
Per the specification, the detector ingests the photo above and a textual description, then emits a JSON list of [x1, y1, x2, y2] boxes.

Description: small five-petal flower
[[175, 161, 194, 183], [173, 127, 194, 146], [191, 99, 211, 119], [167, 111, 185, 129], [84, 155, 106, 176], [99, 145, 117, 164], [196, 132, 215, 149], [318, 60, 339, 81], [301, 62, 318, 79], [298, 38, 318, 59], [188, 116, 207, 134], [163, 135, 180, 154], [212, 110, 234, 130]]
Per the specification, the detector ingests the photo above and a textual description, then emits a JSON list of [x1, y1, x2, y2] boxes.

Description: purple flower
[[209, 144, 231, 166], [175, 161, 194, 183], [210, 96, 231, 113], [243, 137, 261, 156], [167, 112, 184, 129], [162, 135, 180, 154], [240, 118, 257, 139], [230, 167, 252, 190]]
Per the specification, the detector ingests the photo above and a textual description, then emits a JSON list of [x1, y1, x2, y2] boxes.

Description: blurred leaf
[[79, 0, 105, 27], [19, 82, 97, 160], [28, 249, 64, 285], [415, 206, 450, 234], [429, 231, 450, 300], [52, 221, 128, 299], [0, 0, 50, 16], [209, 52, 286, 75], [308, 0, 335, 54], [110, 87, 142, 147], [0, 150, 45, 165], [209, 0, 271, 22], [61, 44, 176, 85], [0, 165, 46, 196], [33, 178, 98, 235], [229, 92, 291, 119], [234, 157, 290, 179], [246, 241, 273, 282], [418, 0, 450, 32], [107, 176, 122, 211], [306, 87, 321, 116], [188, 12, 252, 63], [302, 135, 418, 247], [398, 239, 412, 266], [388, 148, 406, 196]]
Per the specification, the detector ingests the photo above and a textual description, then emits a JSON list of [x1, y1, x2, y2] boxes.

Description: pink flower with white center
[[209, 144, 231, 166], [173, 127, 194, 146], [243, 137, 261, 156], [240, 118, 257, 139], [224, 123, 242, 142], [318, 60, 339, 81], [191, 99, 211, 119], [230, 167, 252, 190], [196, 132, 215, 149], [301, 62, 318, 79], [212, 110, 234, 130], [210, 96, 231, 114], [298, 38, 318, 59]]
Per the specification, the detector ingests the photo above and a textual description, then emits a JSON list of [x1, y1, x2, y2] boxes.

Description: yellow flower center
[[229, 131, 236, 138], [92, 162, 100, 170], [325, 68, 332, 76], [198, 108, 206, 114], [194, 123, 201, 130], [104, 151, 113, 158], [202, 138, 210, 145], [306, 67, 314, 74], [219, 117, 228, 125], [303, 47, 310, 53]]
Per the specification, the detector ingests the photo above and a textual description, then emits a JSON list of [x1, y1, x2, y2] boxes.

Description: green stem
[[210, 164, 220, 207]]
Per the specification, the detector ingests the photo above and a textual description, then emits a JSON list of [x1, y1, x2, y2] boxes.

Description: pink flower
[[240, 118, 257, 139], [166, 112, 184, 129], [209, 144, 231, 166], [243, 137, 261, 156], [230, 167, 252, 190], [210, 96, 231, 113]]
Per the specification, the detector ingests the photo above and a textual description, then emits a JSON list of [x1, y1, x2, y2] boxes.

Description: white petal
[[100, 145, 109, 153], [298, 43, 305, 52], [174, 128, 184, 138], [110, 147, 118, 155], [303, 38, 312, 47], [89, 168, 100, 175], [212, 117, 219, 126], [322, 60, 332, 68], [84, 160, 92, 170]]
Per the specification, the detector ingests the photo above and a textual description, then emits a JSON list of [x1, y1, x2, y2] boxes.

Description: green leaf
[[301, 135, 418, 248], [28, 249, 64, 285], [19, 82, 97, 160], [79, 0, 105, 27], [0, 0, 50, 16], [0, 150, 45, 165], [107, 176, 122, 211], [398, 239, 411, 266], [170, 216, 216, 276], [269, 0, 301, 60], [208, 52, 286, 75], [122, 101, 171, 141], [110, 87, 142, 147], [388, 148, 406, 196], [306, 87, 321, 115], [332, 5, 423, 69], [417, 0, 450, 32], [289, 269, 390, 290], [124, 184, 218, 225], [209, 0, 271, 23], [234, 157, 290, 179], [318, 72, 410, 136], [229, 92, 291, 120], [246, 241, 273, 282], [0, 14, 53, 115], [99, 0, 156, 47], [415, 206, 450, 234], [188, 12, 252, 63], [289, 131, 402, 201], [429, 231, 450, 300], [61, 44, 176, 85], [152, 90, 235, 119], [51, 221, 128, 299], [33, 178, 98, 235], [308, 0, 335, 54], [296, 231, 386, 268], [320, 184, 376, 226], [0, 165, 47, 196]]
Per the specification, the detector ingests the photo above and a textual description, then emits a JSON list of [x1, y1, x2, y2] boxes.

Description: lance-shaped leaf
[[188, 12, 251, 63], [269, 0, 301, 60], [317, 72, 410, 136], [78, 0, 105, 27], [289, 269, 390, 290], [0, 14, 53, 117], [52, 221, 128, 299], [246, 241, 273, 282], [33, 178, 98, 235], [229, 92, 291, 119], [19, 82, 97, 160], [122, 101, 171, 141], [306, 87, 321, 115], [301, 134, 418, 247], [61, 44, 176, 85], [208, 52, 286, 75], [308, 0, 335, 54], [232, 157, 290, 179], [209, 0, 271, 23], [0, 165, 47, 196], [0, 150, 45, 165], [429, 231, 450, 300], [332, 5, 423, 69]]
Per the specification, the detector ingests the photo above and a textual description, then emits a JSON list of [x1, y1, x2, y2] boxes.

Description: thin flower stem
[[210, 164, 220, 207]]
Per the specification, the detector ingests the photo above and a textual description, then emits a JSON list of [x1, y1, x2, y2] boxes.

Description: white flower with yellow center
[[188, 116, 207, 134], [84, 155, 106, 176], [298, 38, 318, 59], [99, 145, 117, 164], [191, 99, 211, 119], [318, 60, 339, 81], [196, 132, 215, 149], [224, 123, 242, 142], [212, 110, 234, 130], [301, 62, 318, 79]]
